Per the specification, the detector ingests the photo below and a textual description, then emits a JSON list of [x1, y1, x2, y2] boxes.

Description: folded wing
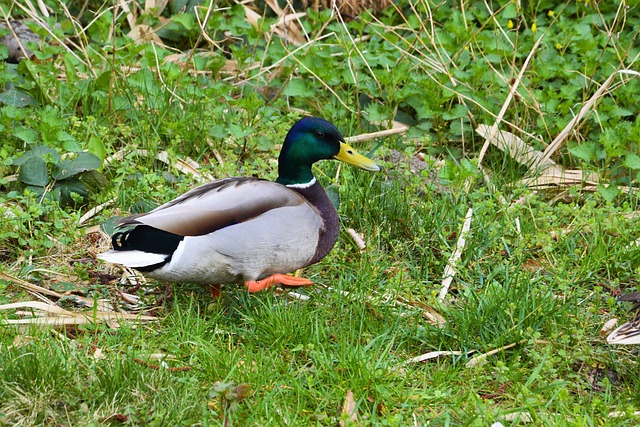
[[119, 177, 307, 236]]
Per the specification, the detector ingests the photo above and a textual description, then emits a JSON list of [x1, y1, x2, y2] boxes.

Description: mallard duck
[[98, 117, 380, 292], [607, 292, 640, 344]]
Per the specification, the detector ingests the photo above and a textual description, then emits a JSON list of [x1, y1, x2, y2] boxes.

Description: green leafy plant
[[12, 146, 104, 206], [208, 381, 251, 427]]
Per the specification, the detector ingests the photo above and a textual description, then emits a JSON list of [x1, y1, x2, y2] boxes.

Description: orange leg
[[244, 273, 313, 293]]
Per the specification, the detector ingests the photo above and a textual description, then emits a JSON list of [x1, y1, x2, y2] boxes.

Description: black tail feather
[[111, 225, 184, 272]]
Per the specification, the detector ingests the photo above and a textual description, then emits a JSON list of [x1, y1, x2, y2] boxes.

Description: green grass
[[4, 175, 640, 425], [2, 0, 640, 425]]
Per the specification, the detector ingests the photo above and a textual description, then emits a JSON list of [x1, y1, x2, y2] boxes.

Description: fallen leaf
[[503, 411, 533, 423], [600, 318, 618, 337], [339, 390, 358, 426], [91, 347, 106, 360]]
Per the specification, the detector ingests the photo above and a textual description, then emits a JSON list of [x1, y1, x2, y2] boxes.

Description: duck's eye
[[314, 130, 325, 138]]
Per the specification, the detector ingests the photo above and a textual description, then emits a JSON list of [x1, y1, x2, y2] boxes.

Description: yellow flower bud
[[531, 23, 537, 33], [508, 19, 514, 29]]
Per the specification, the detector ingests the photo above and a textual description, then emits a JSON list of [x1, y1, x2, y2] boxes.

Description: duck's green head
[[276, 117, 380, 186]]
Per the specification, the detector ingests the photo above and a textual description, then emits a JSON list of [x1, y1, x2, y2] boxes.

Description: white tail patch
[[98, 250, 167, 268], [607, 323, 640, 345]]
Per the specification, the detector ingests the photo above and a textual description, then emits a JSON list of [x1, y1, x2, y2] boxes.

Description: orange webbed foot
[[244, 274, 313, 293]]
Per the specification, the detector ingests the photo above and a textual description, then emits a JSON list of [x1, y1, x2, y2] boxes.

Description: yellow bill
[[334, 142, 381, 172]]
